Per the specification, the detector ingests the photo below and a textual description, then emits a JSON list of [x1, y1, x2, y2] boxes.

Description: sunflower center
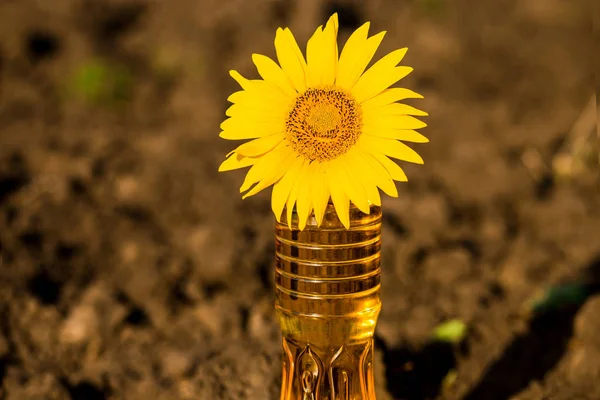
[[306, 103, 341, 136], [285, 86, 362, 162]]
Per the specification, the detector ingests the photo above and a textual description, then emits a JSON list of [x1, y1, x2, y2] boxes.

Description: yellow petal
[[337, 26, 386, 90], [219, 130, 278, 141], [296, 162, 316, 230], [361, 135, 424, 164], [345, 150, 381, 207], [306, 25, 324, 86], [222, 110, 282, 124], [226, 89, 292, 110], [225, 104, 286, 121], [326, 161, 350, 229], [286, 180, 299, 226], [224, 102, 289, 130], [219, 117, 285, 132], [271, 156, 304, 222], [338, 156, 370, 214], [336, 22, 369, 87], [252, 53, 296, 97], [311, 162, 330, 227], [355, 147, 398, 197], [233, 134, 284, 157], [227, 90, 244, 103], [218, 152, 255, 172], [364, 128, 429, 143], [366, 102, 428, 117], [320, 13, 339, 85], [362, 114, 427, 131], [219, 117, 284, 140], [352, 47, 407, 91], [222, 82, 292, 127], [274, 28, 307, 92], [352, 66, 413, 103], [229, 70, 291, 103], [360, 88, 423, 109], [371, 152, 408, 182], [219, 129, 281, 140], [366, 181, 381, 206], [229, 70, 251, 90], [286, 159, 307, 226], [241, 146, 295, 197], [224, 95, 292, 135]]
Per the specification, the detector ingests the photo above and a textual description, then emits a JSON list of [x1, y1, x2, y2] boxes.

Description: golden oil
[[275, 203, 381, 400]]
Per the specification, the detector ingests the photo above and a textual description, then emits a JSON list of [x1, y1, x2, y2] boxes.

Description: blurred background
[[0, 0, 598, 399]]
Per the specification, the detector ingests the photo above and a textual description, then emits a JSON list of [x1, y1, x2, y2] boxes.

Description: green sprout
[[69, 59, 133, 107], [432, 319, 468, 344], [529, 283, 589, 314], [416, 0, 445, 15], [442, 369, 458, 391]]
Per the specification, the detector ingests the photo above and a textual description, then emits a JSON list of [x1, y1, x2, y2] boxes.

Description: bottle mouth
[[280, 202, 381, 230]]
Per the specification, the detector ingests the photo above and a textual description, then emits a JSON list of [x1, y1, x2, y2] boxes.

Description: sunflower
[[218, 13, 428, 230]]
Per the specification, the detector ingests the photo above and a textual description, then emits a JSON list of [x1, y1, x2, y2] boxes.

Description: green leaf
[[530, 283, 589, 314]]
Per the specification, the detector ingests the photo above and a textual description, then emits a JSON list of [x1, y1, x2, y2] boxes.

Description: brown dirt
[[0, 0, 598, 399]]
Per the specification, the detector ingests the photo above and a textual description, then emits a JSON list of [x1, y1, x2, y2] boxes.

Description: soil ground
[[0, 0, 598, 399]]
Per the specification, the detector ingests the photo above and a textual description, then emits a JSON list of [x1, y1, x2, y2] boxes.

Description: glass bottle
[[275, 202, 382, 400]]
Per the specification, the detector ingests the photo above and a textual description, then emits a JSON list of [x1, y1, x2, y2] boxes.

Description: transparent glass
[[275, 202, 382, 400]]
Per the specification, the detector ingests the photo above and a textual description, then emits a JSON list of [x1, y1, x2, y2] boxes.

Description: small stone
[[60, 304, 98, 345], [162, 349, 193, 378], [115, 175, 139, 201], [574, 296, 600, 348], [59, 283, 112, 345], [497, 236, 536, 293], [177, 379, 199, 399], [481, 213, 505, 242], [121, 241, 140, 264], [193, 302, 223, 336]]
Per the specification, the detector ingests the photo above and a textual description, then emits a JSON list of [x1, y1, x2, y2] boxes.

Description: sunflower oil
[[275, 203, 381, 400]]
